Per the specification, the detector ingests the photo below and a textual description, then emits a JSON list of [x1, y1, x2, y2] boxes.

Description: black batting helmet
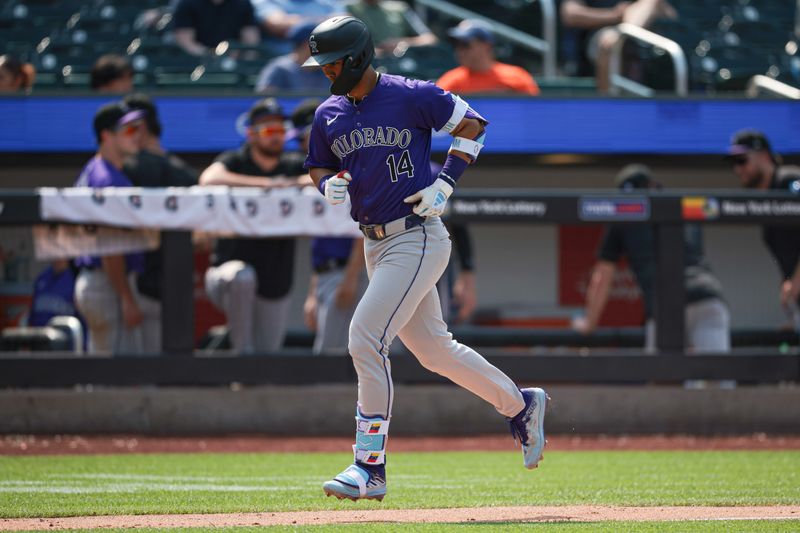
[[302, 16, 374, 96]]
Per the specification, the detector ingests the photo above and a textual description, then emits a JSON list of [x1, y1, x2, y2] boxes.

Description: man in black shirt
[[573, 164, 730, 352], [727, 129, 800, 323], [200, 98, 306, 354], [122, 93, 199, 354], [172, 0, 261, 57]]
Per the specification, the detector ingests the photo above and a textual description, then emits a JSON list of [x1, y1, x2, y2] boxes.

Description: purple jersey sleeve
[[305, 105, 341, 172], [409, 80, 487, 132]]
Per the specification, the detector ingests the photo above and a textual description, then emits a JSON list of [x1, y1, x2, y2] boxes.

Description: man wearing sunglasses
[[74, 102, 146, 354], [200, 98, 307, 354], [726, 129, 800, 327]]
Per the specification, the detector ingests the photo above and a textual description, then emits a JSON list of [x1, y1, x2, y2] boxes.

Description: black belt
[[314, 257, 349, 274], [359, 214, 425, 241]]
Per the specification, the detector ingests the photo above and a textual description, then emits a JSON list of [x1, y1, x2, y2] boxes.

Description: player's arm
[[404, 112, 486, 217], [574, 260, 615, 334], [199, 162, 294, 188]]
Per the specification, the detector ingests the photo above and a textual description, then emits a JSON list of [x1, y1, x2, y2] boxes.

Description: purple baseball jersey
[[305, 73, 484, 225], [74, 156, 144, 273]]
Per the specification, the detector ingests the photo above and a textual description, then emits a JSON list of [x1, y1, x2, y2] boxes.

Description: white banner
[[33, 224, 160, 260], [38, 186, 361, 237]]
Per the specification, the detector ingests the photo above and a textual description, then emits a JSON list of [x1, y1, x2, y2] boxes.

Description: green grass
[[0, 450, 798, 518]]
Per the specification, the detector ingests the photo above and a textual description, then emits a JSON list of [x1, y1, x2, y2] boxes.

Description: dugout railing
[[0, 187, 799, 386]]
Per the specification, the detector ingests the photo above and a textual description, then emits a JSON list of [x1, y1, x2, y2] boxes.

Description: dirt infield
[[2, 433, 800, 455], [1, 506, 799, 530]]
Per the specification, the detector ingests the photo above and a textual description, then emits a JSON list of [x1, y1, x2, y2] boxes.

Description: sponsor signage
[[578, 197, 649, 221], [683, 196, 800, 220], [682, 196, 720, 220], [449, 198, 548, 217]]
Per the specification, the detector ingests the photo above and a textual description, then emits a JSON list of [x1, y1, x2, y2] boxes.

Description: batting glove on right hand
[[324, 170, 352, 205], [403, 177, 453, 217]]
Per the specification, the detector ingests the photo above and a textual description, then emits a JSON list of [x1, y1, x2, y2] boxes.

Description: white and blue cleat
[[507, 387, 549, 469], [323, 462, 387, 501]]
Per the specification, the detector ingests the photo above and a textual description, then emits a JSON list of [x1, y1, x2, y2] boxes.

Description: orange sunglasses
[[253, 123, 286, 137]]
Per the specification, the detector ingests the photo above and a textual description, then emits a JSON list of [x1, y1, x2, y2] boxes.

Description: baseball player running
[[303, 16, 548, 501]]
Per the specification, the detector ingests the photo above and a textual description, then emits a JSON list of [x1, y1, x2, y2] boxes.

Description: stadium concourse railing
[[0, 187, 798, 387]]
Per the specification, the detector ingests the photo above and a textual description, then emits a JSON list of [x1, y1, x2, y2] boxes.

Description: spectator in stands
[[255, 21, 329, 93], [251, 0, 344, 41], [287, 99, 367, 355], [200, 98, 307, 354], [90, 54, 134, 93], [346, 0, 437, 57], [437, 19, 539, 95], [122, 93, 199, 354], [726, 129, 800, 329], [0, 54, 35, 93], [560, 0, 677, 93], [74, 102, 147, 354], [172, 0, 261, 57], [573, 164, 730, 353]]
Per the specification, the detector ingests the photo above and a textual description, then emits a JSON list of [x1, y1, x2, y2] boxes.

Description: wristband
[[438, 153, 470, 187], [318, 174, 333, 195]]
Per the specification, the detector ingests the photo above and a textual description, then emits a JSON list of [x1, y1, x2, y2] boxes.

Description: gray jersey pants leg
[[75, 270, 144, 355], [645, 297, 730, 353], [314, 268, 367, 355], [348, 218, 524, 419], [205, 260, 290, 354]]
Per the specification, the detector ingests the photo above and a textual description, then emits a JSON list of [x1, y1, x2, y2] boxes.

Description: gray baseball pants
[[204, 260, 290, 354], [313, 268, 367, 355], [74, 270, 150, 355], [645, 297, 731, 353], [349, 217, 524, 419]]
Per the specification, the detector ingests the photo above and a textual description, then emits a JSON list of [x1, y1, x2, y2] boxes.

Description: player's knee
[[227, 263, 257, 293]]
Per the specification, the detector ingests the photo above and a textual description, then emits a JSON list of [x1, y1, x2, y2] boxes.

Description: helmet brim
[[302, 52, 346, 68]]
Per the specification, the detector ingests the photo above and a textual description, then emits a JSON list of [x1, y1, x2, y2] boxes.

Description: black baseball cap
[[615, 164, 658, 191], [725, 129, 774, 159], [93, 101, 145, 141], [247, 97, 284, 124], [287, 98, 321, 140]]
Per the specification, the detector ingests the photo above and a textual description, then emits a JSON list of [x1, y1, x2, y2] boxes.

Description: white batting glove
[[324, 170, 352, 205], [403, 178, 454, 217]]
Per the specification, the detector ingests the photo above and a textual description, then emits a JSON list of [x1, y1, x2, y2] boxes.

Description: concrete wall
[[1, 384, 798, 435]]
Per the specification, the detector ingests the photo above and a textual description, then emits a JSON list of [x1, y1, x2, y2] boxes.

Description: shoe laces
[[507, 412, 530, 445]]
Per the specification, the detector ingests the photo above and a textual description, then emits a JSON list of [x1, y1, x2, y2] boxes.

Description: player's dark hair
[[0, 54, 35, 90]]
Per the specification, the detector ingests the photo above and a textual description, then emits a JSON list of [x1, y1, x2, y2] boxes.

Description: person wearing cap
[[346, 0, 437, 57], [726, 129, 800, 322], [121, 93, 199, 354], [573, 164, 729, 353], [255, 21, 331, 93], [290, 99, 368, 355], [172, 0, 261, 57], [436, 19, 539, 96], [200, 98, 307, 354], [73, 102, 147, 354]]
